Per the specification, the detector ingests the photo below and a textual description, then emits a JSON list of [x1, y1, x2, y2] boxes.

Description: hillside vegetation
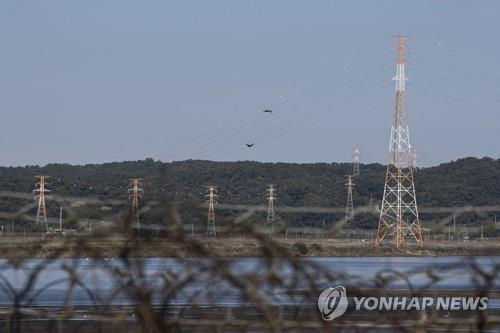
[[0, 157, 498, 232]]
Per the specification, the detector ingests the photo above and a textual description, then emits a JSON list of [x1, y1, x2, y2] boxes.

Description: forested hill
[[0, 157, 499, 208]]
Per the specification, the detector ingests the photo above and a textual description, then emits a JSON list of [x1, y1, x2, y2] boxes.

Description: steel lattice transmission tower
[[205, 186, 218, 238], [33, 175, 50, 232], [352, 145, 361, 177], [266, 185, 276, 239], [128, 178, 144, 231], [375, 36, 423, 248], [345, 175, 354, 221]]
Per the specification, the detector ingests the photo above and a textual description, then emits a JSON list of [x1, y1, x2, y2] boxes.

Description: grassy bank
[[1, 236, 500, 258]]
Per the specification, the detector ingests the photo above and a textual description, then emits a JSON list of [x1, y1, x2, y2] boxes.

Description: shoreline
[[1, 236, 500, 258]]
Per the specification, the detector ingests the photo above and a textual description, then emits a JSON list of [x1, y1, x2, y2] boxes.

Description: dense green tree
[[0, 157, 498, 232]]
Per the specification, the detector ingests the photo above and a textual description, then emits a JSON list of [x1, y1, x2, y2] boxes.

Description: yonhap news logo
[[317, 286, 348, 321], [318, 286, 488, 321]]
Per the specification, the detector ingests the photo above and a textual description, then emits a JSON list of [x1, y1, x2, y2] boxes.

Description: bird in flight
[[246, 143, 255, 148], [262, 109, 272, 113]]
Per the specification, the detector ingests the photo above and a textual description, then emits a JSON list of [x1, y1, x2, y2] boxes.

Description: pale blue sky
[[0, 1, 499, 166]]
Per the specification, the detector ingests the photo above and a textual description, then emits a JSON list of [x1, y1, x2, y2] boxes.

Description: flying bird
[[262, 109, 272, 113], [246, 143, 255, 148]]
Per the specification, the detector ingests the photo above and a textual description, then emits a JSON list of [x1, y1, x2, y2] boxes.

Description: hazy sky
[[1, 1, 499, 167]]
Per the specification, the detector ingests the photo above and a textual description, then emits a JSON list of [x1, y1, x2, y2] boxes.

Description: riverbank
[[1, 236, 500, 258]]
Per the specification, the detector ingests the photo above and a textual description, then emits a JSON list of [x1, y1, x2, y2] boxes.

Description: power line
[[207, 89, 392, 161], [135, 54, 393, 161], [148, 64, 392, 161], [408, 67, 500, 104], [196, 79, 392, 160], [203, 82, 392, 160], [265, 50, 393, 110], [411, 83, 500, 117], [408, 52, 500, 85]]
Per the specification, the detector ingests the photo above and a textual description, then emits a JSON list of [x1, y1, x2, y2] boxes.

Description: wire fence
[[0, 214, 499, 332], [0, 188, 498, 332]]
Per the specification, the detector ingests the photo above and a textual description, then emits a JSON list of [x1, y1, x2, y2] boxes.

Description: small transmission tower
[[205, 186, 218, 238], [345, 175, 354, 221], [266, 185, 276, 239], [33, 175, 50, 232], [128, 178, 144, 231], [375, 36, 423, 248], [352, 145, 361, 177]]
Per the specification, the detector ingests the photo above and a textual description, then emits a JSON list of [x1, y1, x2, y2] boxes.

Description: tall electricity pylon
[[375, 36, 423, 248], [205, 186, 218, 238], [352, 145, 361, 177], [345, 175, 354, 221], [33, 175, 50, 232], [128, 178, 144, 231], [266, 185, 276, 239]]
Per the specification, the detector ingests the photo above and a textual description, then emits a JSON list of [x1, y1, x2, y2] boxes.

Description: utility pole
[[128, 178, 143, 233], [205, 186, 218, 238], [352, 145, 361, 177], [33, 176, 50, 232], [345, 175, 355, 221], [266, 185, 276, 239], [375, 36, 423, 248]]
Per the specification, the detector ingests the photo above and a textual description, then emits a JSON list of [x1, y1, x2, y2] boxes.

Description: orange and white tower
[[205, 186, 218, 238], [375, 36, 423, 248], [352, 145, 361, 177], [34, 175, 50, 232], [266, 185, 276, 239], [128, 178, 144, 231], [345, 175, 354, 221]]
